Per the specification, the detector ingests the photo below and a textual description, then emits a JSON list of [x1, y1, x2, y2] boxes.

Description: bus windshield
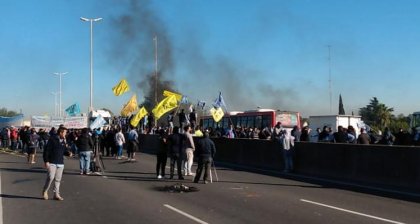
[[412, 113, 420, 128]]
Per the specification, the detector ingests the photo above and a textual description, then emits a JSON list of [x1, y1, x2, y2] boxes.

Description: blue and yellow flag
[[121, 94, 138, 117], [112, 79, 130, 96], [130, 107, 148, 127], [213, 91, 226, 108], [210, 107, 224, 122], [152, 95, 178, 120]]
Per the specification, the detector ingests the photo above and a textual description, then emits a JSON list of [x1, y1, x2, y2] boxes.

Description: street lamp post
[[53, 72, 68, 117], [51, 92, 59, 116], [80, 17, 102, 113]]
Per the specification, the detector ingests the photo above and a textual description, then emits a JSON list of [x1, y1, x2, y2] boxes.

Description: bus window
[[238, 116, 245, 127], [203, 119, 209, 129], [209, 120, 214, 129], [222, 117, 229, 128], [255, 116, 262, 129], [262, 115, 271, 128], [230, 117, 237, 127], [247, 116, 255, 128]]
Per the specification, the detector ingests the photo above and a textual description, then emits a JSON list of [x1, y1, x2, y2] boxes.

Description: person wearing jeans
[[114, 128, 125, 159], [42, 126, 72, 201], [76, 128, 94, 175]]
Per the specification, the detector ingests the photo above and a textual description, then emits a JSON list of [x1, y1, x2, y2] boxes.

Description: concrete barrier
[[139, 134, 420, 191]]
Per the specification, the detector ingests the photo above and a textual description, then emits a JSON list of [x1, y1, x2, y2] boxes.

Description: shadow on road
[[0, 194, 41, 200], [218, 180, 325, 188], [0, 167, 45, 174]]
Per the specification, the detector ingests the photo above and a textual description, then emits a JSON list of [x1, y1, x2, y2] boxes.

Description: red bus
[[199, 109, 301, 131]]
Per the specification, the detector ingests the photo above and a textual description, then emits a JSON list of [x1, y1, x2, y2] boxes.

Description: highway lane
[[0, 149, 419, 224]]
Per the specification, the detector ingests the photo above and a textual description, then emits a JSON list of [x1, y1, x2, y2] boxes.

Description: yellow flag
[[163, 90, 182, 102], [121, 94, 138, 117], [152, 95, 178, 120], [210, 107, 224, 122], [130, 106, 148, 127], [112, 79, 130, 96]]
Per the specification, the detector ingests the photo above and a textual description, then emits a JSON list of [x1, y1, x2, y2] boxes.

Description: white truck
[[308, 115, 366, 142]]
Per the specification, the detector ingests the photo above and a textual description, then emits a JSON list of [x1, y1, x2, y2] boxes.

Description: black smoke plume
[[107, 0, 176, 112]]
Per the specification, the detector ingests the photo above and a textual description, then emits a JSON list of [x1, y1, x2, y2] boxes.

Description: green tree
[[359, 97, 394, 131], [0, 107, 18, 117], [389, 114, 410, 133], [338, 94, 345, 115]]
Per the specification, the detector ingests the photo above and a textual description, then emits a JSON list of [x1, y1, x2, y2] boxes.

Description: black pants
[[194, 157, 211, 182], [156, 153, 167, 176], [127, 141, 138, 159], [170, 154, 183, 178]]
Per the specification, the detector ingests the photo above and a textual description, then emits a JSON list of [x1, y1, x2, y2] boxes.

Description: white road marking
[[300, 199, 405, 224], [164, 204, 209, 224]]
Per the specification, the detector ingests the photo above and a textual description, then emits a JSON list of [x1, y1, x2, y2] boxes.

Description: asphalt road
[[0, 149, 419, 224]]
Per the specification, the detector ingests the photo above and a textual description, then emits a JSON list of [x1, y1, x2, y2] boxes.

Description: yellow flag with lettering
[[152, 95, 178, 120], [121, 94, 138, 117], [210, 107, 224, 122], [112, 79, 130, 96], [163, 90, 182, 102], [130, 106, 148, 127]]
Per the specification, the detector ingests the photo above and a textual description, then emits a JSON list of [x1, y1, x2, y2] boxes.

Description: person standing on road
[[75, 128, 94, 175], [194, 131, 216, 184], [127, 126, 139, 161], [280, 130, 295, 173], [27, 128, 40, 164], [156, 129, 168, 179], [183, 125, 195, 176], [115, 127, 125, 159], [42, 126, 72, 201], [168, 126, 185, 180]]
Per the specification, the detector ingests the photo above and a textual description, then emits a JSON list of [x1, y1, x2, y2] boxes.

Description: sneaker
[[80, 172, 84, 175], [54, 195, 64, 201], [157, 175, 162, 179], [204, 180, 208, 184], [42, 191, 48, 200], [31, 161, 36, 164], [86, 172, 92, 175], [130, 158, 136, 161]]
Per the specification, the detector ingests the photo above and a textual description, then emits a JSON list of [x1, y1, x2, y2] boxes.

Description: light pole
[[80, 17, 102, 113], [51, 92, 59, 116], [53, 72, 68, 117]]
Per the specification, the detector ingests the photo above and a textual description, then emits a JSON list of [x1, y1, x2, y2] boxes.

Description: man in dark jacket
[[168, 127, 185, 180], [194, 132, 216, 184], [42, 126, 72, 201], [75, 128, 94, 175]]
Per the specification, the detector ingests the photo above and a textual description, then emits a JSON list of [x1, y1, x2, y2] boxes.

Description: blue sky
[[1, 0, 419, 118]]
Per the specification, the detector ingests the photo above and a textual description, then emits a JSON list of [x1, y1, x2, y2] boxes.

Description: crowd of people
[[1, 112, 420, 197]]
